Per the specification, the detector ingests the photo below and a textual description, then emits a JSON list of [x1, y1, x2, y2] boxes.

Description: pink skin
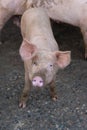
[[32, 76, 44, 87]]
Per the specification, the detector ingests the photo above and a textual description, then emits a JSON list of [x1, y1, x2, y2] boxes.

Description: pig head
[[20, 39, 71, 87]]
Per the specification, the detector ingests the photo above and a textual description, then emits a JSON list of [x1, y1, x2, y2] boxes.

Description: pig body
[[19, 7, 71, 108]]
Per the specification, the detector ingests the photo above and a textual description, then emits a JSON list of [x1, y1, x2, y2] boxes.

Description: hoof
[[52, 95, 58, 101], [19, 102, 26, 108]]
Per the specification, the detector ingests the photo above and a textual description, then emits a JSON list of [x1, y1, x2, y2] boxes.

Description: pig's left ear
[[55, 51, 71, 69]]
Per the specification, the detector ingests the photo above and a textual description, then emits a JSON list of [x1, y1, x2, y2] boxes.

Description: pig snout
[[32, 76, 44, 87]]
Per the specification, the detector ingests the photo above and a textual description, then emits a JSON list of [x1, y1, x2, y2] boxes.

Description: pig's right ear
[[19, 39, 37, 61]]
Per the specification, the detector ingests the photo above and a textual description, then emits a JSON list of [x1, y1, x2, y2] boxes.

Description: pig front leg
[[49, 79, 58, 101], [19, 72, 31, 108], [19, 64, 31, 108]]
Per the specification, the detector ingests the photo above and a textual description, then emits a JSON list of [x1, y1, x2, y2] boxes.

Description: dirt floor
[[0, 18, 87, 130]]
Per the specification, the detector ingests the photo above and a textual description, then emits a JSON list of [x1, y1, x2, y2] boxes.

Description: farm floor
[[0, 18, 87, 130]]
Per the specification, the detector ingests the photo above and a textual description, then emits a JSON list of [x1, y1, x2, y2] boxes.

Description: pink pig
[[19, 8, 71, 108], [0, 0, 87, 58]]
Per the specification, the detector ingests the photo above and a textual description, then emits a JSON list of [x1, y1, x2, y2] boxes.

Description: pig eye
[[49, 64, 53, 67], [48, 63, 53, 68]]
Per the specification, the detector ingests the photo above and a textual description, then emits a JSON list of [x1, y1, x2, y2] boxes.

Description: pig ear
[[19, 39, 37, 61], [55, 51, 71, 69]]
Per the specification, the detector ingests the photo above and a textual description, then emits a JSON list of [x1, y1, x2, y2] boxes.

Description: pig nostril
[[40, 81, 43, 83], [33, 80, 36, 82]]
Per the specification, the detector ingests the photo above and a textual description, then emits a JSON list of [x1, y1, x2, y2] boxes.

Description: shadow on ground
[[0, 18, 87, 130]]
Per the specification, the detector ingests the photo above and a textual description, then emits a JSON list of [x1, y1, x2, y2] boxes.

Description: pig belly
[[45, 1, 86, 26]]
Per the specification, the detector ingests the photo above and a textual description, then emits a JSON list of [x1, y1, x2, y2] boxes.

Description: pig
[[0, 0, 87, 59], [19, 7, 71, 108], [32, 0, 87, 59]]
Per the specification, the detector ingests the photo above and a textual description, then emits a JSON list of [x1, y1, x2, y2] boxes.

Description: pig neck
[[22, 7, 59, 52], [26, 33, 59, 52]]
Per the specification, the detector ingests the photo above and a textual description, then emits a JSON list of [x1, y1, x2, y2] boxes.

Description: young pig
[[19, 7, 71, 108]]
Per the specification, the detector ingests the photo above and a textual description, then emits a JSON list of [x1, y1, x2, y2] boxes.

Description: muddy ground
[[0, 18, 87, 130]]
